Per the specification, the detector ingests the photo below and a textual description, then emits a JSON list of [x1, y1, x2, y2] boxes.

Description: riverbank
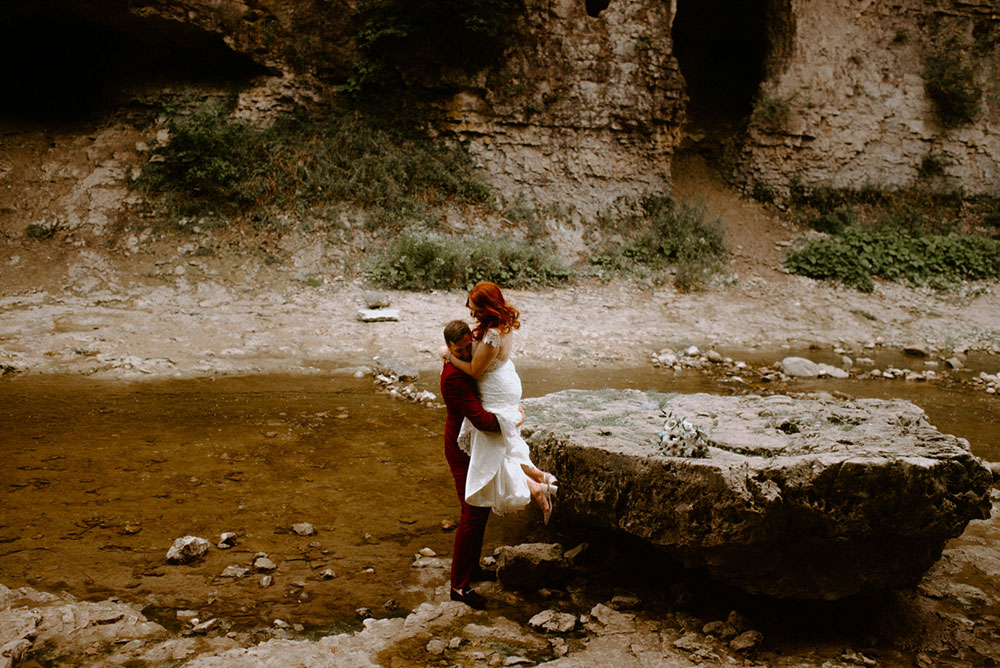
[[1, 274, 998, 380]]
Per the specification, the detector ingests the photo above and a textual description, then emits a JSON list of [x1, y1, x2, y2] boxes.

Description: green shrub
[[784, 227, 1000, 292], [923, 37, 982, 128], [589, 195, 727, 291], [369, 227, 570, 290], [750, 180, 776, 204], [140, 105, 493, 229], [26, 223, 56, 240], [810, 205, 855, 234], [917, 151, 951, 179], [347, 0, 522, 96]]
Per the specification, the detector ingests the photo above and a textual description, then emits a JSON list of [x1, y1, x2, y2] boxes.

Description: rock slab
[[523, 390, 992, 600]]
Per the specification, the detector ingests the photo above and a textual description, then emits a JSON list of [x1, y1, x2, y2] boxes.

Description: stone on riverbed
[[523, 390, 993, 600], [166, 536, 211, 564]]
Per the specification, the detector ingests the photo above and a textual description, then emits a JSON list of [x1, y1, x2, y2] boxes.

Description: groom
[[440, 319, 499, 609]]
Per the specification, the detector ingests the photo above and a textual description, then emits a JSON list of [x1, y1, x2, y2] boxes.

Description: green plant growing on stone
[[25, 223, 57, 240], [750, 180, 777, 204], [751, 91, 795, 132], [922, 36, 983, 129], [917, 151, 952, 179], [810, 205, 855, 234]]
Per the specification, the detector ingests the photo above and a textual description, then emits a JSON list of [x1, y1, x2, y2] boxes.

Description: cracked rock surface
[[524, 390, 993, 599]]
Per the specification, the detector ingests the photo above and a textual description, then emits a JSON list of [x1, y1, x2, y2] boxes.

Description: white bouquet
[[655, 411, 710, 458]]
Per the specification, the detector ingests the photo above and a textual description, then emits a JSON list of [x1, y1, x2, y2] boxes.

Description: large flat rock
[[523, 390, 993, 600]]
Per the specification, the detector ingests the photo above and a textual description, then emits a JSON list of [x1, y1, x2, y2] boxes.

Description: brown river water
[[1, 358, 998, 641]]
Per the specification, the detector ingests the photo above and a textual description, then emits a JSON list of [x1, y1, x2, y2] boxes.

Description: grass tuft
[[589, 195, 727, 292]]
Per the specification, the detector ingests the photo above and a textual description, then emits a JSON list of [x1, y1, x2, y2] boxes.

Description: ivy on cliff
[[345, 0, 523, 96]]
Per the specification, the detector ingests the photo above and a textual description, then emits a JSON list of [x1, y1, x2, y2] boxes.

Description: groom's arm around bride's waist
[[443, 369, 501, 433]]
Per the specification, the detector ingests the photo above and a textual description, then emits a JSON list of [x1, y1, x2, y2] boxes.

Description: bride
[[440, 281, 558, 521]]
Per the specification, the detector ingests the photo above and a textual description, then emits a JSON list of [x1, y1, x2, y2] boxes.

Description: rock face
[[434, 0, 685, 215], [523, 390, 993, 599], [739, 0, 1000, 197]]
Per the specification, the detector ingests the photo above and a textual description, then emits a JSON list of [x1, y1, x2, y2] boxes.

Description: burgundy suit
[[441, 361, 500, 591]]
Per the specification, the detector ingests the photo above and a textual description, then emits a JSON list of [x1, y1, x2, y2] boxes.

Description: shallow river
[[1, 360, 998, 639]]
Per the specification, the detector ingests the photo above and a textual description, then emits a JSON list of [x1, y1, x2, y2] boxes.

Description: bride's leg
[[520, 463, 544, 483]]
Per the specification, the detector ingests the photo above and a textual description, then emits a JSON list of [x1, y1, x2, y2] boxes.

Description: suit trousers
[[445, 442, 490, 591]]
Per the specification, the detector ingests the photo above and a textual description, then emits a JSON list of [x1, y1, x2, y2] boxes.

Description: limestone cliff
[[2, 0, 999, 219], [738, 0, 1000, 197]]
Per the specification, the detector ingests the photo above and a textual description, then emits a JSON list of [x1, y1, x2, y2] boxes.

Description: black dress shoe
[[450, 586, 488, 609], [471, 566, 497, 582]]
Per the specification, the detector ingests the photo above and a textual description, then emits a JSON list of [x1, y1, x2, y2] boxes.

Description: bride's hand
[[517, 405, 525, 426], [438, 346, 450, 363]]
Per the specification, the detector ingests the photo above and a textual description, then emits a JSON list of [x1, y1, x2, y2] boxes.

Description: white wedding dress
[[458, 328, 534, 514]]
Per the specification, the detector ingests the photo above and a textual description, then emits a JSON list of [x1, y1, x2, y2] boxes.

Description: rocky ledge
[[523, 390, 993, 600]]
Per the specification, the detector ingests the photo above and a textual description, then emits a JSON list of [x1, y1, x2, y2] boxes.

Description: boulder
[[523, 390, 992, 599], [362, 291, 391, 309], [495, 543, 570, 591], [780, 356, 820, 377]]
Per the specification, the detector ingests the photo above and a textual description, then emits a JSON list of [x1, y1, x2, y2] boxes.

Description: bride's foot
[[529, 476, 557, 525], [528, 480, 550, 515]]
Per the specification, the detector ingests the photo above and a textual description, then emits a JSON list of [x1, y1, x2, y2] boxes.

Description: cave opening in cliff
[[671, 0, 783, 130], [0, 5, 268, 125]]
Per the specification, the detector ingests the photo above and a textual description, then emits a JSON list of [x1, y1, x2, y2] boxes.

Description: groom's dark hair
[[444, 320, 471, 344]]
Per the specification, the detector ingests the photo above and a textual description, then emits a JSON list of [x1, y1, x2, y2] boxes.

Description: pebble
[[191, 618, 220, 635], [217, 532, 238, 549], [903, 342, 931, 357], [253, 557, 277, 573], [426, 638, 446, 655], [166, 536, 211, 564], [730, 630, 763, 653], [702, 620, 738, 640], [221, 565, 249, 578], [528, 609, 577, 633], [260, 575, 273, 587], [418, 547, 436, 557], [176, 610, 199, 623], [291, 522, 316, 536], [320, 569, 335, 580]]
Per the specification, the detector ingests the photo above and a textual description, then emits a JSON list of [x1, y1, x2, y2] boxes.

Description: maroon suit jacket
[[441, 362, 500, 456]]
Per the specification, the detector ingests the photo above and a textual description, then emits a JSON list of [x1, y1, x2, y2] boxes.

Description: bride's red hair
[[467, 281, 520, 340]]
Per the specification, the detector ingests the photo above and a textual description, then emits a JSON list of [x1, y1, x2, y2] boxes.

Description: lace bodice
[[482, 328, 512, 373]]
